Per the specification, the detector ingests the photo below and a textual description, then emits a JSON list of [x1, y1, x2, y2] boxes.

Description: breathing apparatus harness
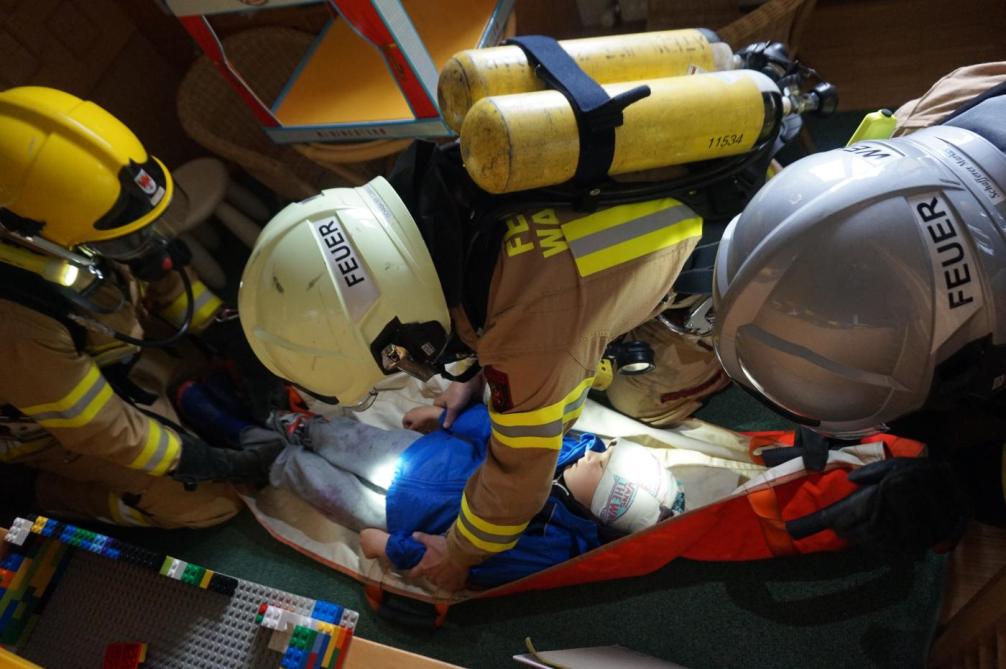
[[380, 37, 837, 386], [0, 213, 196, 350]]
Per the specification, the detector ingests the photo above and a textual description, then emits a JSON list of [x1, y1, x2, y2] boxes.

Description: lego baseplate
[[2, 516, 358, 668]]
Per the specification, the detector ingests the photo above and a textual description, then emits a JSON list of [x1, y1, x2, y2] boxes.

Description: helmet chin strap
[[344, 390, 379, 412], [2, 228, 101, 271]]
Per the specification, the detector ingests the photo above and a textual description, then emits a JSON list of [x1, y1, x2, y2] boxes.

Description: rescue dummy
[[238, 37, 836, 590], [0, 87, 283, 528], [711, 62, 1006, 553], [255, 400, 680, 589]]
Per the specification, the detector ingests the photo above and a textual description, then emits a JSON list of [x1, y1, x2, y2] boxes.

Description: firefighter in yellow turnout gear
[[440, 199, 703, 571], [237, 33, 834, 589], [239, 173, 716, 590], [0, 87, 277, 528]]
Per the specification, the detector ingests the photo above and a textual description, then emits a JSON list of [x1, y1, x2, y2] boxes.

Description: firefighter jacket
[[385, 403, 603, 587], [444, 197, 702, 566], [0, 261, 222, 479], [893, 62, 1006, 136]]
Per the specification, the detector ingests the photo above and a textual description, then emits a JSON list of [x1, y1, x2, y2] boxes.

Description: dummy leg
[[300, 416, 419, 488], [269, 447, 392, 531], [269, 417, 420, 531]]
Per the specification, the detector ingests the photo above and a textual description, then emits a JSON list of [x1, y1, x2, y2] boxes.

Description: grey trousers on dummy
[[268, 416, 421, 531]]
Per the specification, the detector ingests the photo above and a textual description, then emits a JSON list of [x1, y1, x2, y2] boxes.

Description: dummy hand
[[786, 458, 969, 554], [360, 528, 391, 561], [406, 532, 469, 593], [402, 405, 442, 433], [434, 373, 485, 429]]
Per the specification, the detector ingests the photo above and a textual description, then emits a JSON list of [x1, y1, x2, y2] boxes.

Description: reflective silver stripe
[[458, 513, 522, 548], [567, 205, 695, 260], [490, 381, 592, 438], [563, 389, 590, 418], [187, 288, 214, 318], [28, 376, 109, 424], [491, 418, 564, 440], [142, 425, 171, 473]]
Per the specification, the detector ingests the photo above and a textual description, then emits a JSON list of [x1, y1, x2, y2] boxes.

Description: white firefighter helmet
[[238, 177, 450, 405], [713, 124, 1006, 437]]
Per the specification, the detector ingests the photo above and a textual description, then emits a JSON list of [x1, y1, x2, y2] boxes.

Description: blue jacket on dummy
[[385, 403, 604, 587]]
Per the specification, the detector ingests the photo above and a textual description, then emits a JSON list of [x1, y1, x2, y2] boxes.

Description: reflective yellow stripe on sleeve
[[21, 364, 114, 429], [127, 418, 182, 476], [160, 280, 222, 330], [561, 198, 703, 277], [489, 376, 594, 450], [87, 340, 140, 368], [456, 493, 526, 554]]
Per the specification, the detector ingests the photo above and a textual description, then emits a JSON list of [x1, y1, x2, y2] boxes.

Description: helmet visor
[[81, 188, 188, 261]]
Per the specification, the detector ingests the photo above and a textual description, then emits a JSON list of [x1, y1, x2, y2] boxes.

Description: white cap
[[590, 440, 680, 533]]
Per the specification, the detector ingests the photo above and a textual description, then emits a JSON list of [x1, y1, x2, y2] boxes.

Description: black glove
[[171, 429, 283, 488], [785, 457, 969, 554]]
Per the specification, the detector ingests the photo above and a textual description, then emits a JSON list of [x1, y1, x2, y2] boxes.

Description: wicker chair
[[176, 27, 403, 200]]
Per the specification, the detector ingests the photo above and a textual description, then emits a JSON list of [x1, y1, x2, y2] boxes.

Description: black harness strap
[[941, 80, 1006, 124], [0, 261, 87, 351], [506, 35, 651, 187]]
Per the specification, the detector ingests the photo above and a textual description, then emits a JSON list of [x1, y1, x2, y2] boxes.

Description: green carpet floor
[[96, 385, 945, 669]]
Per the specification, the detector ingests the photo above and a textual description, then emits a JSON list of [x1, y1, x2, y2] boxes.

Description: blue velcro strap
[[506, 35, 651, 187]]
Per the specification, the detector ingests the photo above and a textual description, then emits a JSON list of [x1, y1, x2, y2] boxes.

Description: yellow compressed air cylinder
[[460, 70, 780, 194], [438, 29, 734, 132]]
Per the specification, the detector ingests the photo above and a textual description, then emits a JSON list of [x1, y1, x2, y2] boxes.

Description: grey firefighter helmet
[[713, 124, 1006, 437]]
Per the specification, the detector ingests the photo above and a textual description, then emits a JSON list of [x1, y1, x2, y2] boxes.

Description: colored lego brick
[[206, 573, 237, 596], [0, 553, 24, 572], [121, 546, 163, 570], [289, 625, 318, 651], [198, 569, 214, 589], [39, 520, 58, 538], [338, 609, 359, 631], [310, 600, 342, 625], [180, 563, 205, 585], [30, 517, 47, 535], [102, 642, 148, 669], [4, 519, 32, 546], [321, 633, 339, 669], [309, 630, 329, 669], [158, 556, 174, 576], [166, 559, 188, 580], [257, 604, 286, 631], [280, 646, 306, 669]]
